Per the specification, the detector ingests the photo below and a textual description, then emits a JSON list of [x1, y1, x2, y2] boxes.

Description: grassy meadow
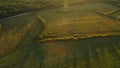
[[0, 0, 120, 68]]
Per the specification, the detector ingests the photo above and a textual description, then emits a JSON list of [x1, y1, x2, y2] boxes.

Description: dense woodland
[[0, 0, 120, 19], [0, 0, 63, 19]]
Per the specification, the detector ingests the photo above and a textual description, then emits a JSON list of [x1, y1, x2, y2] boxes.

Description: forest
[[0, 0, 63, 19], [1, 0, 120, 19]]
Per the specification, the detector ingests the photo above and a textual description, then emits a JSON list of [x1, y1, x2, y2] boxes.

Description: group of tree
[[0, 0, 63, 19]]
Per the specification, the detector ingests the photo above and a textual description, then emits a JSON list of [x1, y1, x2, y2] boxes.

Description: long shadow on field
[[72, 36, 120, 68], [0, 38, 47, 68], [0, 36, 120, 68]]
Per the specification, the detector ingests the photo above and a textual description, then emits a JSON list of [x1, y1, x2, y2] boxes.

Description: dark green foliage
[[0, 0, 62, 19]]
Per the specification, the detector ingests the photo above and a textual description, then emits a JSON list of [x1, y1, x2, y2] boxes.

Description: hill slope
[[0, 2, 120, 68]]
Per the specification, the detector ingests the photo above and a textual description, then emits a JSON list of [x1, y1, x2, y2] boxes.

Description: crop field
[[0, 0, 120, 68]]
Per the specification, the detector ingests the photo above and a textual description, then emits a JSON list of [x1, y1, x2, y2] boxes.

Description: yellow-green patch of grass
[[39, 32, 120, 42], [94, 9, 119, 15]]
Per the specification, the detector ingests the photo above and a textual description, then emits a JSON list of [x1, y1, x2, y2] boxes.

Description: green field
[[0, 1, 120, 68]]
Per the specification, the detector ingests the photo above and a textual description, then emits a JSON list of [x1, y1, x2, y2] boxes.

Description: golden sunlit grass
[[40, 33, 120, 42], [40, 10, 120, 42], [37, 16, 47, 27], [95, 9, 119, 15]]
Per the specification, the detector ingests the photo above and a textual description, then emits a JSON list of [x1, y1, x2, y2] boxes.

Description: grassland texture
[[0, 1, 120, 68]]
